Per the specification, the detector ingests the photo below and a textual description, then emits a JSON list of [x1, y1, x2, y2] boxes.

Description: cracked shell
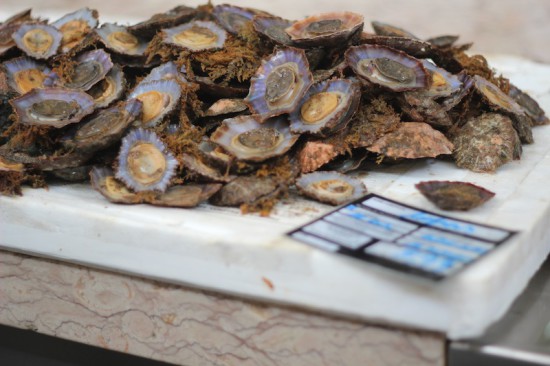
[[285, 12, 364, 48], [211, 115, 299, 162], [162, 21, 227, 52], [296, 171, 367, 206], [289, 79, 360, 136], [128, 79, 181, 127], [345, 44, 430, 91], [245, 47, 313, 121], [12, 23, 62, 59], [368, 122, 453, 159], [52, 8, 99, 53], [96, 23, 149, 56], [415, 181, 495, 211], [11, 87, 94, 127], [116, 128, 178, 192], [3, 56, 53, 94]]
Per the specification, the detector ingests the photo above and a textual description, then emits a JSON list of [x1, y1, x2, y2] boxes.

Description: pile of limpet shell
[[0, 4, 548, 214]]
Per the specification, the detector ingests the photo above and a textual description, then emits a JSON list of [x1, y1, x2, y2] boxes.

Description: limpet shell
[[415, 180, 495, 211]]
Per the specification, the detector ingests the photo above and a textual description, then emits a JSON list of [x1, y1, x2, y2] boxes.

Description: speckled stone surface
[[0, 251, 445, 366]]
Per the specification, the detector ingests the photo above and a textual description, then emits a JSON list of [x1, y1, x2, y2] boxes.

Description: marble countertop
[[2, 54, 550, 339]]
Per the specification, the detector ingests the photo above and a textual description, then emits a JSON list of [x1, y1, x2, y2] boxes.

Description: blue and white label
[[288, 194, 516, 280]]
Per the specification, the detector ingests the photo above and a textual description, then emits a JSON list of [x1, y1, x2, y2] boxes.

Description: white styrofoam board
[[1, 54, 550, 340]]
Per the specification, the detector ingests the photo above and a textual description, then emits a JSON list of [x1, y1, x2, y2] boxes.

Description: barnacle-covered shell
[[419, 59, 462, 97], [253, 15, 294, 46], [289, 79, 360, 135], [473, 75, 533, 143], [162, 21, 227, 52], [11, 87, 94, 127], [371, 21, 418, 39], [116, 128, 177, 192], [62, 49, 113, 91], [96, 23, 148, 56], [128, 79, 181, 127], [285, 12, 364, 48], [211, 115, 298, 162], [296, 171, 367, 206], [453, 113, 521, 173], [64, 99, 142, 152], [128, 5, 197, 38], [509, 84, 549, 126], [299, 140, 344, 173], [415, 181, 495, 211], [213, 4, 259, 34], [345, 45, 430, 91], [3, 56, 52, 94], [52, 8, 99, 53], [210, 176, 278, 206], [12, 23, 62, 59], [87, 64, 126, 108], [245, 47, 313, 121], [368, 122, 453, 159]]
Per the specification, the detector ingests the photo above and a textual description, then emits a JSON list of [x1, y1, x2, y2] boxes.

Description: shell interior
[[420, 59, 462, 97], [296, 171, 367, 205], [345, 45, 430, 91], [245, 47, 313, 121], [11, 87, 95, 127], [162, 21, 227, 52], [116, 128, 177, 192], [52, 8, 99, 52], [211, 115, 298, 162], [289, 79, 360, 135], [87, 64, 126, 108], [285, 12, 364, 47], [12, 23, 62, 59], [64, 49, 113, 91], [96, 23, 148, 56], [128, 79, 181, 127], [3, 56, 52, 94]]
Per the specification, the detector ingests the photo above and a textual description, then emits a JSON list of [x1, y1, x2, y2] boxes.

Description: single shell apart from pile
[[415, 180, 495, 211], [296, 171, 367, 205]]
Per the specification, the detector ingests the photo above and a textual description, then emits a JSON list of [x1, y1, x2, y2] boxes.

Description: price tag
[[288, 194, 516, 280]]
